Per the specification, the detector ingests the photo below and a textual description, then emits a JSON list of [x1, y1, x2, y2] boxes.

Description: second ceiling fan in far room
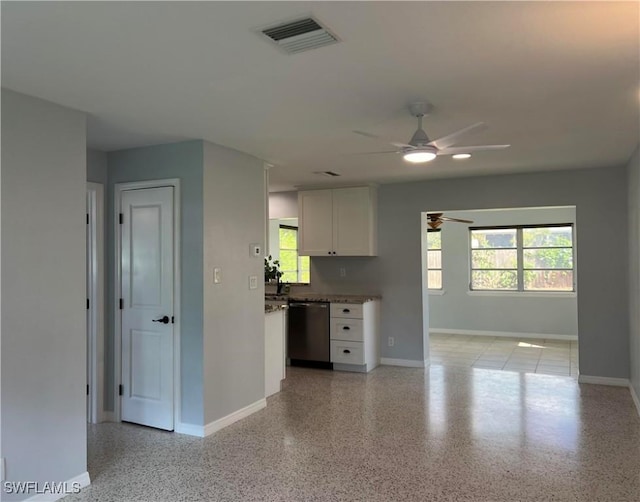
[[427, 213, 473, 229]]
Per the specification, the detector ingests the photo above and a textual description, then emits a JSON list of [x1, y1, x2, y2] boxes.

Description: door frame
[[113, 179, 181, 430], [87, 182, 105, 423]]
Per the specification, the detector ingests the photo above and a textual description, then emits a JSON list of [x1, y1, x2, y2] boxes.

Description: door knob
[[153, 315, 170, 324]]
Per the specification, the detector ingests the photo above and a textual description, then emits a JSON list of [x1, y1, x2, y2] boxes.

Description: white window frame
[[469, 224, 575, 293], [426, 229, 443, 291]]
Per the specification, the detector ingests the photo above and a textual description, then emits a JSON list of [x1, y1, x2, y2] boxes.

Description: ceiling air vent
[[261, 17, 339, 55], [313, 171, 341, 177]]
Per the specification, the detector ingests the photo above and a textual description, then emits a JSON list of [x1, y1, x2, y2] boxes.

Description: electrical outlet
[[388, 337, 395, 347], [249, 275, 258, 290], [214, 267, 221, 284], [339, 267, 346, 277]]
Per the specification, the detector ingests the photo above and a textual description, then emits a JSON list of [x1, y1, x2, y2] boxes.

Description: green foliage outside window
[[470, 225, 574, 291], [279, 226, 310, 284]]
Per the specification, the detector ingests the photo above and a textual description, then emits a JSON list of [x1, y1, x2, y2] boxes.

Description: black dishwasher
[[288, 301, 332, 369]]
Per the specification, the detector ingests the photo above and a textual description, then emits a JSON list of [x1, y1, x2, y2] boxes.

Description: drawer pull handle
[[343, 326, 350, 330], [343, 309, 350, 313], [343, 349, 351, 354]]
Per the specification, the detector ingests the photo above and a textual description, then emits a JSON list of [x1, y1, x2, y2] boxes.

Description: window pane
[[279, 250, 297, 273], [427, 250, 441, 269], [280, 271, 297, 283], [523, 248, 573, 269], [471, 270, 518, 290], [427, 231, 441, 250], [524, 270, 573, 291], [279, 227, 297, 250], [471, 249, 517, 269], [471, 229, 516, 249], [428, 270, 442, 289], [298, 256, 310, 284], [523, 226, 572, 247]]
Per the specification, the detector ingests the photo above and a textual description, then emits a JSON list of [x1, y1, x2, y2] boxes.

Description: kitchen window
[[279, 225, 310, 283], [470, 224, 574, 292], [427, 229, 442, 290]]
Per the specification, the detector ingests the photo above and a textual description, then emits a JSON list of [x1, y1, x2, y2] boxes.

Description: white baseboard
[[380, 358, 426, 368], [630, 383, 640, 417], [430, 328, 578, 341], [203, 398, 267, 437], [174, 422, 206, 437], [24, 471, 90, 502], [578, 375, 630, 387]]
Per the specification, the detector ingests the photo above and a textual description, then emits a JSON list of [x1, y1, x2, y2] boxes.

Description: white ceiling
[[2, 2, 638, 192]]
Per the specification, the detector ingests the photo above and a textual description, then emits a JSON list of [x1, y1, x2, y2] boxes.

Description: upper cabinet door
[[298, 189, 333, 256], [298, 186, 377, 257], [333, 187, 377, 256]]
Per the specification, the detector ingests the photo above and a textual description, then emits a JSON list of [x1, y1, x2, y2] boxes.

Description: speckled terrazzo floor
[[69, 365, 640, 502]]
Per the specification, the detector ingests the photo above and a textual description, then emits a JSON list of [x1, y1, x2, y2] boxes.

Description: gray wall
[[269, 191, 297, 219], [203, 141, 265, 424], [312, 167, 629, 378], [429, 207, 578, 337], [107, 140, 204, 425], [1, 90, 87, 498], [87, 148, 107, 185], [628, 146, 640, 398]]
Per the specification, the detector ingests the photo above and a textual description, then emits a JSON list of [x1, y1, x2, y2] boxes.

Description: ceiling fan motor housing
[[409, 127, 430, 147]]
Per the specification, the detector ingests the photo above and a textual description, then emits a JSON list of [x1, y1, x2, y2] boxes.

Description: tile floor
[[430, 333, 578, 377], [67, 365, 640, 502]]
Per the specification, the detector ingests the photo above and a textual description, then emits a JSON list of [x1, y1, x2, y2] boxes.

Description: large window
[[427, 229, 442, 290], [279, 225, 310, 283], [470, 225, 573, 292]]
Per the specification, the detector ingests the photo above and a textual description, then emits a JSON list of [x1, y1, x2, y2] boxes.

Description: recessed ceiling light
[[452, 153, 471, 160]]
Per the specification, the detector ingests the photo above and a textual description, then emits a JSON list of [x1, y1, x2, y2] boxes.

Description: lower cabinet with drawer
[[330, 300, 379, 373]]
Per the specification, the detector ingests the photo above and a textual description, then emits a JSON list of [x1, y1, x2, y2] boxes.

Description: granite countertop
[[287, 293, 381, 304], [265, 304, 287, 314]]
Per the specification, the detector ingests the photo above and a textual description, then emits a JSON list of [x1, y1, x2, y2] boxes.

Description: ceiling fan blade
[[427, 122, 487, 149], [440, 216, 474, 224], [344, 150, 399, 156], [354, 130, 411, 150], [352, 130, 382, 139], [438, 144, 510, 154], [390, 142, 414, 149]]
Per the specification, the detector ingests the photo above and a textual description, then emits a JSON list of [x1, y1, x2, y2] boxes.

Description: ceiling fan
[[354, 102, 510, 163], [427, 213, 473, 229]]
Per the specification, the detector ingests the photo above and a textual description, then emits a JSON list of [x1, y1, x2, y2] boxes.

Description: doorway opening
[[86, 183, 104, 423], [421, 206, 579, 377]]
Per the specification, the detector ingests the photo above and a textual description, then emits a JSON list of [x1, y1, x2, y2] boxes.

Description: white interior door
[[120, 186, 175, 430]]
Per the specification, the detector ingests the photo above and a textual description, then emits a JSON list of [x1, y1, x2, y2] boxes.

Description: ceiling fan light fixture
[[452, 153, 471, 159], [403, 149, 437, 163]]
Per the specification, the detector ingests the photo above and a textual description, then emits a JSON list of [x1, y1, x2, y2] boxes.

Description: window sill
[[467, 290, 576, 298], [428, 289, 445, 296]]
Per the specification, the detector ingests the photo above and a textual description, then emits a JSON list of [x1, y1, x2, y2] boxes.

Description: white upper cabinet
[[298, 186, 377, 256]]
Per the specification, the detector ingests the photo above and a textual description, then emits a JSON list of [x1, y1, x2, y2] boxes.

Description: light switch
[[250, 243, 261, 257], [249, 275, 258, 290], [214, 267, 221, 284]]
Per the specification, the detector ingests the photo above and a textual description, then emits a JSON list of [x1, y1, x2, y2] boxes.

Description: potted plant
[[264, 255, 284, 293]]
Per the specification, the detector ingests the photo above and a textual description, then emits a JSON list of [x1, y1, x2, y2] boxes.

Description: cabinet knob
[[327, 251, 331, 255]]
